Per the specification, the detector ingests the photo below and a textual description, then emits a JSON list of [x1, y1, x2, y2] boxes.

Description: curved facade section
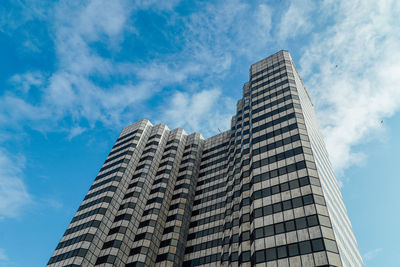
[[48, 51, 362, 267]]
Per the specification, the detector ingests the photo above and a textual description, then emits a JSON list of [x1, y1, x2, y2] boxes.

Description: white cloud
[[161, 88, 235, 137], [67, 126, 86, 140], [0, 248, 7, 261], [134, 0, 181, 11], [363, 248, 382, 261], [154, 1, 273, 135], [1, 0, 276, 137], [42, 198, 63, 210], [181, 0, 273, 69], [278, 0, 315, 41], [0, 96, 50, 127], [2, 0, 400, 179], [0, 149, 31, 219], [0, 1, 154, 130], [78, 1, 129, 40], [299, 0, 400, 173], [9, 72, 44, 93], [4, 0, 231, 132], [256, 4, 272, 40]]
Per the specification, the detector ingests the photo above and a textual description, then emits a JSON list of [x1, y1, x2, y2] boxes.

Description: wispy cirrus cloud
[[298, 0, 400, 173], [1, 0, 187, 133], [0, 0, 198, 219], [0, 247, 7, 261], [0, 149, 31, 219], [363, 247, 382, 261], [161, 88, 236, 137], [1, 0, 400, 222], [180, 0, 272, 72], [156, 1, 273, 135], [277, 0, 315, 41], [2, 0, 274, 135], [9, 72, 44, 93]]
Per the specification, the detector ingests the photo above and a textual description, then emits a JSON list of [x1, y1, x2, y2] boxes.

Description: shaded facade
[[48, 50, 363, 267]]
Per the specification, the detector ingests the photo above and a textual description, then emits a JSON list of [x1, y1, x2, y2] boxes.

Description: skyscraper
[[48, 50, 363, 267]]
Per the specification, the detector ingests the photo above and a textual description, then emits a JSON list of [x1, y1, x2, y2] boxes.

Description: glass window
[[285, 220, 295, 232], [303, 195, 314, 205], [312, 238, 324, 252], [231, 252, 238, 262], [264, 225, 274, 237], [295, 217, 307, 230], [280, 182, 289, 192], [253, 175, 261, 183], [278, 166, 287, 175], [283, 137, 291, 145], [254, 228, 263, 239], [299, 240, 312, 255], [289, 179, 299, 189], [267, 143, 275, 150], [167, 253, 174, 261], [271, 185, 280, 194], [307, 215, 319, 227], [275, 223, 285, 234], [242, 198, 250, 206], [285, 150, 294, 158], [287, 163, 296, 173], [253, 190, 262, 199], [241, 231, 250, 241], [292, 197, 303, 208], [254, 208, 263, 218], [265, 248, 277, 261], [261, 158, 268, 166], [299, 176, 309, 186], [199, 257, 205, 265], [232, 234, 239, 243], [296, 161, 306, 169], [255, 250, 265, 263], [241, 213, 250, 223], [291, 134, 300, 141], [241, 251, 251, 262], [261, 173, 269, 181], [223, 237, 229, 245], [282, 200, 292, 210], [273, 203, 282, 213], [277, 153, 285, 161], [262, 187, 271, 197], [277, 246, 287, 259], [263, 205, 273, 215]]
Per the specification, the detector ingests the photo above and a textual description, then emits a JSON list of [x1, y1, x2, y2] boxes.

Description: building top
[[250, 50, 291, 76]]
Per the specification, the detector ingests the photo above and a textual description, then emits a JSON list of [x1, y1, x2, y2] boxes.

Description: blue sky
[[0, 0, 399, 266]]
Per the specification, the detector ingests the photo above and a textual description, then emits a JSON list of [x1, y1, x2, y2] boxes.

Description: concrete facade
[[48, 50, 363, 267]]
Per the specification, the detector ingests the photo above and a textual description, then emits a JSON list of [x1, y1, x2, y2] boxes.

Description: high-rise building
[[48, 50, 363, 267]]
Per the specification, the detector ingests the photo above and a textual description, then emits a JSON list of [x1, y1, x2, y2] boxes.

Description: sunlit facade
[[48, 50, 362, 267]]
